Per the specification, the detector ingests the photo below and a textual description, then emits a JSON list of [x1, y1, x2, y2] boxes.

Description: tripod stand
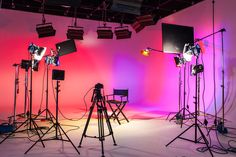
[[25, 79, 80, 155], [11, 63, 20, 124], [168, 61, 194, 125], [78, 83, 117, 157], [0, 57, 45, 145], [166, 55, 214, 157]]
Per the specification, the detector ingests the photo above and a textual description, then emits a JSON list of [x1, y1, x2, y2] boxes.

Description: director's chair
[[106, 89, 129, 125]]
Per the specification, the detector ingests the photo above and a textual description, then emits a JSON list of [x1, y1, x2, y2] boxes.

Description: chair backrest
[[113, 89, 128, 96], [113, 89, 128, 101]]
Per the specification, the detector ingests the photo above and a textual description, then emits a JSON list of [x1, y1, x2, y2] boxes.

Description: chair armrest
[[106, 94, 114, 100]]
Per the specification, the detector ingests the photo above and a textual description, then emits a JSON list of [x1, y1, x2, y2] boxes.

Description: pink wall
[[0, 0, 236, 120]]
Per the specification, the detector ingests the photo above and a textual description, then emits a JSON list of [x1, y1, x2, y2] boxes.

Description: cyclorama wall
[[0, 0, 236, 123]]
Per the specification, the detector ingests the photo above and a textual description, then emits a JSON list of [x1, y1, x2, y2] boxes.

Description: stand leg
[[25, 124, 54, 154], [78, 101, 96, 147], [166, 124, 194, 147]]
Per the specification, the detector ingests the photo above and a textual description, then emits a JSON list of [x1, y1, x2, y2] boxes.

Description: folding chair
[[106, 89, 129, 125]]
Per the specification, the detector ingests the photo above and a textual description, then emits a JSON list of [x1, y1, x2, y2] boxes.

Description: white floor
[[0, 112, 236, 157]]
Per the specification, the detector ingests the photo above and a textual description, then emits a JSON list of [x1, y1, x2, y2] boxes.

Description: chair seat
[[107, 100, 128, 104], [106, 89, 129, 125]]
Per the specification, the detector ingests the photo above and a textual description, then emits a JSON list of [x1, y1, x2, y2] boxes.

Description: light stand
[[168, 57, 194, 125], [12, 63, 20, 124], [23, 65, 29, 117], [0, 55, 44, 146], [78, 83, 117, 157], [166, 55, 214, 157], [196, 28, 227, 133], [25, 70, 80, 155]]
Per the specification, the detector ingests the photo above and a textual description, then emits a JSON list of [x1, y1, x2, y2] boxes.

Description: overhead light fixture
[[114, 26, 132, 39], [132, 14, 157, 33], [131, 20, 145, 33], [97, 26, 113, 39], [36, 23, 56, 38], [67, 26, 84, 40], [136, 14, 156, 26], [97, 1, 113, 39], [36, 0, 56, 38], [67, 7, 84, 40]]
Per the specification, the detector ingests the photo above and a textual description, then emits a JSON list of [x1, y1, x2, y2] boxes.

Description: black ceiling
[[1, 0, 205, 25]]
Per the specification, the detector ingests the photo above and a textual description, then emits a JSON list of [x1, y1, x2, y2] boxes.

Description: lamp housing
[[67, 26, 84, 40], [97, 26, 113, 39], [36, 23, 56, 38], [114, 26, 132, 39]]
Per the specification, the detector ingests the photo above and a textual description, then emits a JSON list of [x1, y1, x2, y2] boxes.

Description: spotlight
[[45, 49, 59, 66], [67, 26, 84, 40], [141, 47, 163, 56], [191, 64, 204, 75], [97, 26, 113, 39], [28, 43, 46, 71], [183, 43, 201, 62], [174, 56, 185, 67], [114, 26, 132, 39], [36, 23, 56, 38], [140, 49, 150, 56], [28, 43, 46, 61]]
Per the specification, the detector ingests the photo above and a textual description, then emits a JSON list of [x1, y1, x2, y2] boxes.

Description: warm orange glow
[[141, 49, 150, 56]]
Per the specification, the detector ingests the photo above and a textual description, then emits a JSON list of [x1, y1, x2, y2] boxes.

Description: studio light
[[36, 23, 56, 38], [67, 26, 84, 40], [174, 56, 185, 67], [67, 7, 84, 40], [28, 43, 47, 71], [191, 64, 204, 75], [141, 47, 162, 56], [97, 26, 113, 39], [36, 0, 56, 38], [45, 49, 59, 66], [183, 43, 201, 62], [131, 20, 145, 33], [140, 49, 150, 56], [132, 14, 157, 33], [114, 26, 132, 39]]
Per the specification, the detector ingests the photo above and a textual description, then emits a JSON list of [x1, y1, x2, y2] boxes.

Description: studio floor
[[0, 110, 236, 157]]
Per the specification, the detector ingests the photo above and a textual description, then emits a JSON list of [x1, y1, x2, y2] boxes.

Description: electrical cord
[[38, 62, 47, 114], [51, 77, 93, 121]]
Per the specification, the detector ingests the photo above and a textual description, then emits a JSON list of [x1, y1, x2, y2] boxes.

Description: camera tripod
[[25, 80, 80, 155], [166, 56, 214, 157], [78, 83, 117, 157]]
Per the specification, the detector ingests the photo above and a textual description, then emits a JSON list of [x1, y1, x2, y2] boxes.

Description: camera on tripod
[[95, 83, 103, 90], [92, 83, 104, 101]]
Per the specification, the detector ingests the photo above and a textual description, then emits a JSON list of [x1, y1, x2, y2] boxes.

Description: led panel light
[[67, 26, 84, 40], [36, 23, 56, 38], [97, 26, 113, 39], [114, 26, 132, 39]]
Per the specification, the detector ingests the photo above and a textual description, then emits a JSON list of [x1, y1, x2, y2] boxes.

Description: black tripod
[[25, 79, 80, 155], [166, 55, 214, 157], [0, 58, 44, 145], [168, 61, 194, 126], [78, 83, 117, 157]]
